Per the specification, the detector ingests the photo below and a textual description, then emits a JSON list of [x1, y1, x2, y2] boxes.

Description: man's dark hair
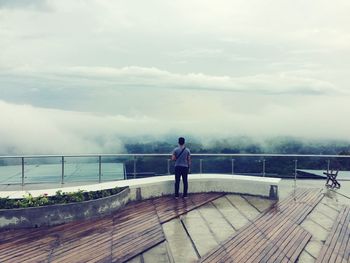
[[178, 137, 185, 145]]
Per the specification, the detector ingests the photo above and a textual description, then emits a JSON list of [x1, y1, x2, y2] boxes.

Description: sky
[[0, 0, 350, 154]]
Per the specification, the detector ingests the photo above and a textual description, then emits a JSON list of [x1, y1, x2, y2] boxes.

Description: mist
[[1, 99, 350, 155]]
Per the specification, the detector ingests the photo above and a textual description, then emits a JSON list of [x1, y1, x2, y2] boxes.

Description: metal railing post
[[231, 158, 235, 174], [99, 155, 102, 183], [294, 159, 298, 200], [2, 153, 350, 187], [262, 159, 266, 177], [123, 163, 127, 180], [167, 159, 171, 175], [61, 156, 64, 184], [327, 159, 330, 173], [21, 157, 24, 187], [133, 156, 136, 179]]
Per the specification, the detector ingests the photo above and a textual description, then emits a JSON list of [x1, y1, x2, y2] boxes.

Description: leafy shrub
[[0, 186, 127, 209]]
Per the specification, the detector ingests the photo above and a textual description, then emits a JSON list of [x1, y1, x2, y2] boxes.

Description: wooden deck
[[0, 189, 349, 263], [0, 193, 223, 263], [199, 189, 324, 263], [316, 206, 350, 263]]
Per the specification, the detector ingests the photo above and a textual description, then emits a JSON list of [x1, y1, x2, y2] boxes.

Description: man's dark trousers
[[175, 166, 189, 197]]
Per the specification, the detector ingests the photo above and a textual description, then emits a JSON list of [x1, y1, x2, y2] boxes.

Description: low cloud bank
[[3, 66, 341, 96], [1, 99, 350, 155]]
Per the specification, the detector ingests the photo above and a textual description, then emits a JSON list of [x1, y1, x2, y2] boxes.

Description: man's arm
[[171, 149, 176, 161]]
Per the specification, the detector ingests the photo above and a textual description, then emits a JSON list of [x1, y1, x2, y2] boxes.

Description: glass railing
[[0, 154, 349, 188]]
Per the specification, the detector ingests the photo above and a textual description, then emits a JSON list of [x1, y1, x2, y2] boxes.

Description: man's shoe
[[175, 195, 179, 199], [183, 195, 188, 198]]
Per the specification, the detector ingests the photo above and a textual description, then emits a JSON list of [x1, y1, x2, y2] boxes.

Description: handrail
[[0, 153, 350, 158], [1, 153, 349, 188]]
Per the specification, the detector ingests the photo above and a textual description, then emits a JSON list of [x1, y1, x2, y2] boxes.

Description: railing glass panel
[[0, 154, 349, 190]]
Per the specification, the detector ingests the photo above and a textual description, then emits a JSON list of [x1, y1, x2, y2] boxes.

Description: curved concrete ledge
[[0, 187, 130, 230], [119, 174, 280, 201]]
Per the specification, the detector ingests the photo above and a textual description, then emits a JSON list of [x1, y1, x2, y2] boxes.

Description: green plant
[[66, 190, 85, 203], [0, 196, 12, 209], [19, 193, 35, 208], [0, 186, 127, 209], [36, 195, 50, 206]]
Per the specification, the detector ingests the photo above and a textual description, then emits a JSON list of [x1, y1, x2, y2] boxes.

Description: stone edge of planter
[[0, 187, 130, 230]]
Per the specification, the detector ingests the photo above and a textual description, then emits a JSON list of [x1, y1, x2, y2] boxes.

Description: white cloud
[[0, 101, 125, 154], [2, 66, 340, 96], [1, 90, 350, 155], [0, 0, 51, 10]]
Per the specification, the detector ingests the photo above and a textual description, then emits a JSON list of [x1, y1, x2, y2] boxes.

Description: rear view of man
[[171, 137, 191, 198]]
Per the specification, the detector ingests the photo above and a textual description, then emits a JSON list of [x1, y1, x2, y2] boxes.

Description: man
[[171, 137, 191, 198]]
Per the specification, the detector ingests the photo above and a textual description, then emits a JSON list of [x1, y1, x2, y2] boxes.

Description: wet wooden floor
[[0, 190, 349, 263], [200, 189, 323, 263], [0, 193, 223, 263]]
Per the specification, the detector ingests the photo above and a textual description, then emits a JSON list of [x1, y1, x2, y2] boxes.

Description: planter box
[[0, 187, 130, 230]]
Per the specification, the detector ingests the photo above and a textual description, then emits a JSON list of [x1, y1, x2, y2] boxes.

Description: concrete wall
[[0, 187, 130, 230], [124, 174, 280, 201]]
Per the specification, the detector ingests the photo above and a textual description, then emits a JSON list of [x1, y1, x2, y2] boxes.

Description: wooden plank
[[220, 212, 280, 254], [154, 193, 224, 224], [4, 192, 313, 263], [285, 229, 311, 260], [330, 216, 349, 262], [0, 234, 56, 262], [344, 222, 350, 263], [343, 226, 350, 263], [114, 216, 159, 238], [254, 224, 296, 262], [51, 231, 111, 258], [232, 214, 294, 261], [270, 226, 305, 263], [199, 189, 323, 263], [316, 207, 346, 263], [315, 206, 350, 263], [277, 188, 319, 213], [199, 246, 226, 263], [295, 192, 324, 224], [333, 207, 350, 263], [250, 219, 300, 262], [113, 225, 163, 247], [229, 231, 267, 262], [51, 234, 112, 263], [112, 233, 165, 263], [289, 231, 312, 263], [262, 224, 305, 262]]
